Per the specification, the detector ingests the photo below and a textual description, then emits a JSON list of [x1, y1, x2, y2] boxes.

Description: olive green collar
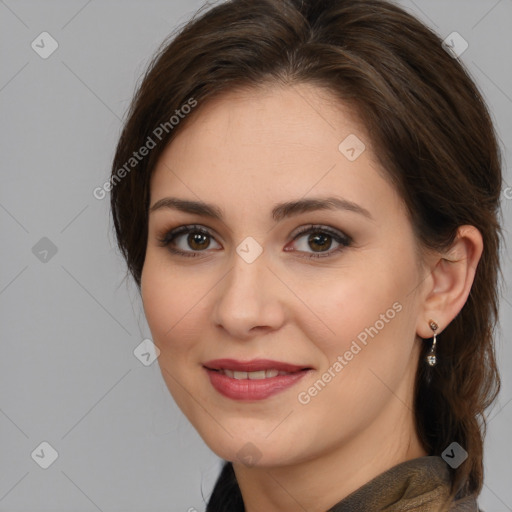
[[326, 456, 478, 512]]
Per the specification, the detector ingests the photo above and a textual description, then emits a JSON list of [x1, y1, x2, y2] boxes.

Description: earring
[[426, 320, 438, 366]]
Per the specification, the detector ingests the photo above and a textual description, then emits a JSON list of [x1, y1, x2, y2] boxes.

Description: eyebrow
[[149, 196, 373, 222]]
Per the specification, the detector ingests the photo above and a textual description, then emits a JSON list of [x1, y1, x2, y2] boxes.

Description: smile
[[204, 366, 311, 401], [218, 369, 293, 379]]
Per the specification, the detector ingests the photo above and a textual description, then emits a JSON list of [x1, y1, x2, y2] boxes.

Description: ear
[[416, 225, 483, 338]]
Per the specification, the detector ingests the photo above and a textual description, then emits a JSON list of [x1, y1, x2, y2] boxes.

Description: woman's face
[[141, 83, 429, 467]]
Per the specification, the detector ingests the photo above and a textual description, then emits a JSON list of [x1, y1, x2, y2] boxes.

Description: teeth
[[246, 370, 267, 380], [221, 369, 285, 379]]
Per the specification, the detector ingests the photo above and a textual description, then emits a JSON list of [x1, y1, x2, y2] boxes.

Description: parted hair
[[110, 0, 503, 509]]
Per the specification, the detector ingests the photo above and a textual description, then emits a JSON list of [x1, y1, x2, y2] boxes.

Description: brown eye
[[307, 232, 332, 252], [158, 225, 221, 257], [187, 231, 211, 250], [158, 223, 351, 259], [289, 225, 352, 259]]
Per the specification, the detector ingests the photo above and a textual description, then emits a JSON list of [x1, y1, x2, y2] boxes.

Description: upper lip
[[203, 358, 311, 373]]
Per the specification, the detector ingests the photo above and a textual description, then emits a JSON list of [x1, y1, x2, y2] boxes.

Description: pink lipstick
[[203, 358, 312, 401]]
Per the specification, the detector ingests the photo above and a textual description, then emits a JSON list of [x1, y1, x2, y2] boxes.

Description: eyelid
[[157, 224, 218, 247], [157, 223, 352, 258], [287, 224, 352, 259], [290, 224, 351, 243]]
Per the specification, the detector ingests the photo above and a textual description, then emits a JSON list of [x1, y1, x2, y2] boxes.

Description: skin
[[140, 83, 483, 512]]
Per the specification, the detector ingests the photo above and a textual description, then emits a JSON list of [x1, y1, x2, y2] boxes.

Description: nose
[[211, 249, 287, 340]]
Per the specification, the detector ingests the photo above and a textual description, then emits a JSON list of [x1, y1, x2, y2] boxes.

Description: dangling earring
[[426, 320, 438, 366]]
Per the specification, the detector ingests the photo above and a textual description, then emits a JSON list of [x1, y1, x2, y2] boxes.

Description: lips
[[203, 359, 312, 400], [203, 358, 313, 400], [203, 358, 311, 373]]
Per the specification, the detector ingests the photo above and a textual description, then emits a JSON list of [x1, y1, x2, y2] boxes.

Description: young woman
[[110, 0, 503, 510]]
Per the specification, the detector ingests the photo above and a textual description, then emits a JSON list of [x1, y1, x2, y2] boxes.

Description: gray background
[[1, 0, 511, 511]]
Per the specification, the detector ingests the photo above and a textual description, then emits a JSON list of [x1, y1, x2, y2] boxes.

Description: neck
[[232, 396, 427, 512]]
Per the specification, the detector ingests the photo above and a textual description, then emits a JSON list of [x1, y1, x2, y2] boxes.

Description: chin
[[197, 426, 304, 469]]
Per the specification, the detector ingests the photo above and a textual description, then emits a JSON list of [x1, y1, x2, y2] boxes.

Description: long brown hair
[[110, 0, 502, 508]]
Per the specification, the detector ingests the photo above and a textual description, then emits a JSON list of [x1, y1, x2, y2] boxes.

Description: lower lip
[[204, 368, 311, 401]]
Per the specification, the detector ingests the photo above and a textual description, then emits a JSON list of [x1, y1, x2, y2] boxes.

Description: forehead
[[149, 83, 400, 221], [160, 83, 371, 163]]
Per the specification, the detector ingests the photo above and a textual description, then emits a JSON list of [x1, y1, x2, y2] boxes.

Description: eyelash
[[157, 224, 352, 259]]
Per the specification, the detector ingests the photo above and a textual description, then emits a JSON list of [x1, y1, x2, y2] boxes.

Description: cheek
[[295, 281, 418, 437], [141, 255, 198, 350], [307, 260, 419, 391], [300, 258, 414, 357], [140, 255, 208, 414]]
